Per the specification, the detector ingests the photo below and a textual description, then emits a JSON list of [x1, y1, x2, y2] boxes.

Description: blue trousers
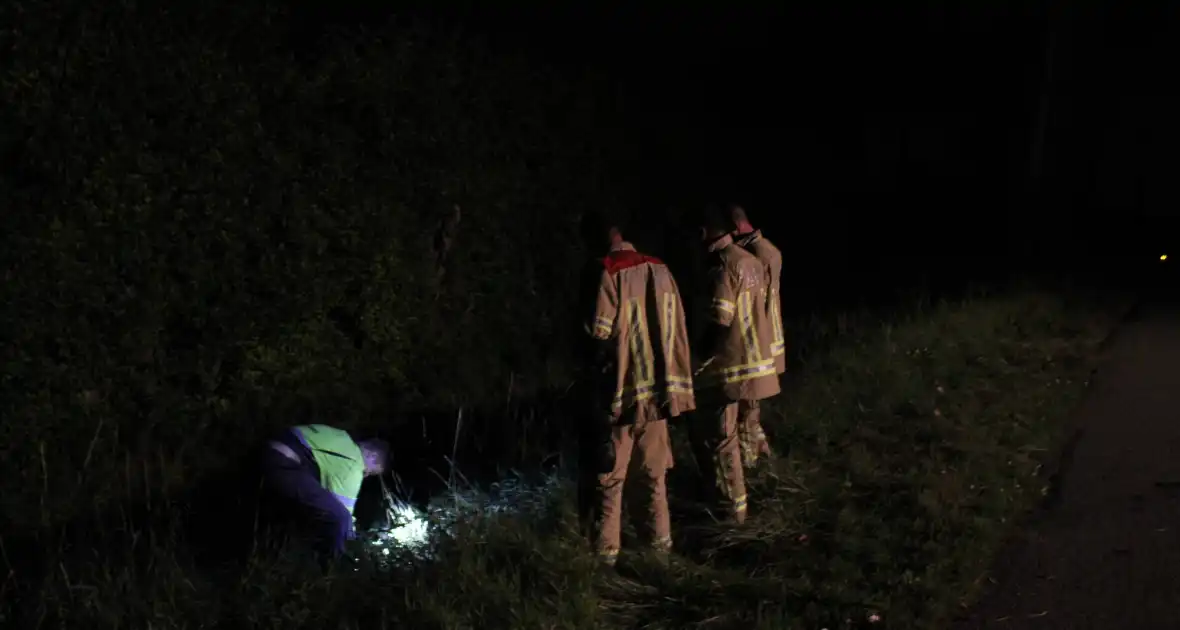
[[259, 430, 355, 558]]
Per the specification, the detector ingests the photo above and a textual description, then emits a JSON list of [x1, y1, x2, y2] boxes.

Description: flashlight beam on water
[[376, 474, 432, 548], [363, 472, 566, 569]]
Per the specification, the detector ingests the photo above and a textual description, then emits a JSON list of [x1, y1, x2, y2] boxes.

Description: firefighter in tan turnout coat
[[581, 212, 696, 566], [729, 204, 786, 468], [692, 207, 781, 523]]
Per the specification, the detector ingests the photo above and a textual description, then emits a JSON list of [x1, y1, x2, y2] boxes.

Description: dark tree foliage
[[0, 0, 629, 529]]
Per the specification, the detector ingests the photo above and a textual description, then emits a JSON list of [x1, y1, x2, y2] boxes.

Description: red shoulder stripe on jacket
[[601, 250, 665, 275]]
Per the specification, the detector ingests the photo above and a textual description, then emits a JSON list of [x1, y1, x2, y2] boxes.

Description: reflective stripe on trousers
[[593, 400, 673, 557], [698, 401, 748, 523], [736, 400, 773, 468]]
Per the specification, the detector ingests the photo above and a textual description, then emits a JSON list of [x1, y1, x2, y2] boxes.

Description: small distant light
[[1162, 255, 1168, 261]]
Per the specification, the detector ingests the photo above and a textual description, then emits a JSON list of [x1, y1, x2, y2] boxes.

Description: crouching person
[[260, 424, 389, 563], [580, 210, 696, 567]]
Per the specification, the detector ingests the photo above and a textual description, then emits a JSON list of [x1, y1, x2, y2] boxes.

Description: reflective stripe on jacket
[[697, 234, 781, 402], [585, 242, 696, 418], [735, 230, 786, 375]]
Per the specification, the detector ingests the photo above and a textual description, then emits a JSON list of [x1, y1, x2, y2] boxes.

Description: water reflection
[[359, 473, 564, 567]]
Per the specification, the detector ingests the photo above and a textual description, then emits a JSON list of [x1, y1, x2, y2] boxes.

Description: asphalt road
[[956, 293, 1180, 629]]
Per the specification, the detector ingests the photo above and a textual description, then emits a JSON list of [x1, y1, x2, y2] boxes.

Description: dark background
[[1, 3, 1174, 626], [4, 0, 1177, 524], [289, 0, 1179, 309]]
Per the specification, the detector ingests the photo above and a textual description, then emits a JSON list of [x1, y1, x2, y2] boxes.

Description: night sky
[[289, 0, 1179, 304]]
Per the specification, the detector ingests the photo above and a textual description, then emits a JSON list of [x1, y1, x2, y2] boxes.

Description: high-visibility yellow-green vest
[[291, 424, 364, 515]]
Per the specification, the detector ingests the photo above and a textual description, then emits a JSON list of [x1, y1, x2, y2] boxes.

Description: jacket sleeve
[[586, 269, 619, 340], [767, 246, 782, 289], [707, 262, 738, 327]]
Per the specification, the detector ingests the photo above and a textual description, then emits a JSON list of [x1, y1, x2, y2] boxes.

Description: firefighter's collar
[[706, 233, 734, 253], [734, 229, 762, 247]]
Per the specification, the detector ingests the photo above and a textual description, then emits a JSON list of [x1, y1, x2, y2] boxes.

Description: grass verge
[[3, 289, 1129, 629]]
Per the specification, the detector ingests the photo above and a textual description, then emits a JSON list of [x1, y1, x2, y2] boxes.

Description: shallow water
[[358, 473, 565, 567]]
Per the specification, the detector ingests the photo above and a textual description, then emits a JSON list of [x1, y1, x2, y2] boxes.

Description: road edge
[[949, 292, 1142, 626]]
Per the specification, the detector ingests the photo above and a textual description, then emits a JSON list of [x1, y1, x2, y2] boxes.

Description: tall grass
[[0, 0, 622, 534], [2, 290, 1128, 629]]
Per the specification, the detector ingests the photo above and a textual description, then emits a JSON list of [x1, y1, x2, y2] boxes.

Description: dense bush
[[1, 0, 626, 529]]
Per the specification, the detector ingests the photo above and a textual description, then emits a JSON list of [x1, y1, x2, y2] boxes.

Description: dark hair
[[726, 204, 749, 226], [698, 203, 733, 234], [358, 438, 390, 471], [579, 208, 628, 245]]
